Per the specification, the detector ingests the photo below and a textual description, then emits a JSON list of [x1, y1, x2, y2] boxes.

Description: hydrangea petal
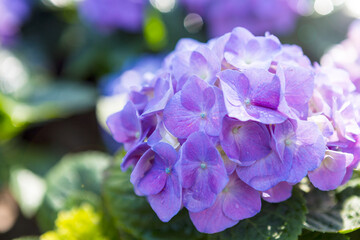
[[236, 148, 291, 191], [261, 182, 292, 203], [308, 150, 354, 191], [164, 77, 225, 138], [274, 119, 326, 184], [142, 74, 174, 116], [177, 132, 228, 212], [148, 171, 181, 222], [106, 101, 141, 144], [130, 149, 155, 196], [220, 116, 271, 164], [189, 194, 238, 234], [183, 172, 218, 212], [219, 69, 286, 124], [222, 173, 261, 221], [121, 142, 150, 171]]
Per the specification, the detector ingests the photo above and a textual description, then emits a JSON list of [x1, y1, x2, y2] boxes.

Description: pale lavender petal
[[180, 76, 208, 111], [308, 150, 354, 191], [188, 46, 221, 85], [342, 157, 359, 185], [282, 65, 314, 109], [274, 120, 326, 184], [129, 90, 148, 113], [106, 101, 141, 143], [142, 74, 174, 116]]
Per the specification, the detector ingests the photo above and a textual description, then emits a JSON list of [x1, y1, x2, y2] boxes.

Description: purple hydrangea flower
[[107, 101, 142, 149], [79, 0, 146, 32], [222, 27, 281, 70], [104, 26, 360, 233], [189, 173, 261, 234], [168, 45, 221, 91], [97, 55, 163, 153], [131, 142, 181, 221], [163, 77, 226, 138], [218, 68, 286, 124], [0, 0, 30, 44], [220, 116, 271, 166], [141, 73, 174, 116], [176, 132, 228, 212], [273, 119, 326, 184]]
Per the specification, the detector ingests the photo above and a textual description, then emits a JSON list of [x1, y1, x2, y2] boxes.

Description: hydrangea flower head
[[106, 26, 360, 233]]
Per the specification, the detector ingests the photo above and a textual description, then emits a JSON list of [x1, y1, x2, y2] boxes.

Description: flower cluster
[[0, 0, 30, 45], [181, 0, 309, 37], [78, 0, 146, 32], [321, 20, 360, 92], [106, 27, 360, 233], [97, 55, 163, 153]]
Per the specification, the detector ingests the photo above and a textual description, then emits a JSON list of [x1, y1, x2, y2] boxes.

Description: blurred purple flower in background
[[321, 20, 360, 92], [79, 0, 146, 32], [181, 0, 309, 37], [0, 0, 30, 45]]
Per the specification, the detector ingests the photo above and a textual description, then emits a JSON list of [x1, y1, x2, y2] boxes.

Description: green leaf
[[304, 171, 360, 234], [208, 189, 307, 240], [0, 141, 60, 189], [102, 156, 205, 240], [9, 168, 46, 218], [0, 80, 96, 125], [298, 230, 350, 240], [37, 151, 111, 231]]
